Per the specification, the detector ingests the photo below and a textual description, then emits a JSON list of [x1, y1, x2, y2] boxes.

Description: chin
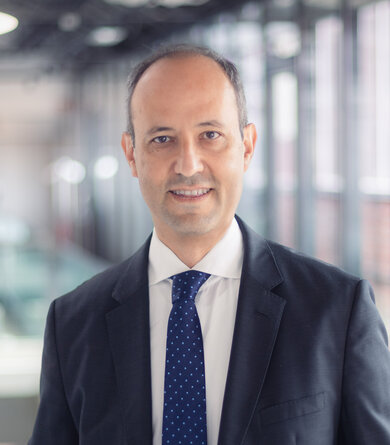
[[165, 212, 219, 237]]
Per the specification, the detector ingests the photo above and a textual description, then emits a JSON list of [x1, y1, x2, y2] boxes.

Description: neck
[[155, 222, 232, 268]]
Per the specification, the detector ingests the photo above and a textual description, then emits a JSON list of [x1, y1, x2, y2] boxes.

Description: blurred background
[[0, 0, 389, 442]]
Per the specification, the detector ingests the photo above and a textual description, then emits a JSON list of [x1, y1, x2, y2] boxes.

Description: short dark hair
[[126, 44, 248, 144]]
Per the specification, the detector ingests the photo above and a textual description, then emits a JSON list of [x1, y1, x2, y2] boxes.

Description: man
[[29, 45, 390, 445]]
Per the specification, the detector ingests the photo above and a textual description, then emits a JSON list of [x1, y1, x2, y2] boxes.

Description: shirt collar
[[148, 218, 243, 286]]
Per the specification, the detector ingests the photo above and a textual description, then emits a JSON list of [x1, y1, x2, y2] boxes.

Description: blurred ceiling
[[0, 0, 242, 73], [0, 0, 374, 74]]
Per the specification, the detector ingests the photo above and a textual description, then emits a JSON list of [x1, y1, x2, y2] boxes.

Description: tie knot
[[170, 270, 210, 304]]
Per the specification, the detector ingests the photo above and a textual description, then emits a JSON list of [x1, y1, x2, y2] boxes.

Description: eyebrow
[[146, 126, 175, 136], [145, 120, 225, 137], [196, 120, 224, 128]]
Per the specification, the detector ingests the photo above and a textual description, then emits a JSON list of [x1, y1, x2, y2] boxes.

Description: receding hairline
[[136, 51, 228, 80], [131, 52, 234, 105]]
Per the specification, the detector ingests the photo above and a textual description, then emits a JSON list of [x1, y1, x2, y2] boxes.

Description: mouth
[[169, 188, 212, 199]]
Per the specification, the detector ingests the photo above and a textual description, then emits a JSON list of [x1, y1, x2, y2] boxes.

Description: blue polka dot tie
[[162, 270, 210, 445]]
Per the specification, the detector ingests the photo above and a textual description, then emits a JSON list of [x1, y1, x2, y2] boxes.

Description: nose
[[173, 138, 204, 177]]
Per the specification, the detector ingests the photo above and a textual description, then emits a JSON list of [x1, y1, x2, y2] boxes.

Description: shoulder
[[267, 239, 360, 289], [237, 216, 361, 302], [263, 240, 365, 317], [52, 258, 130, 320], [53, 236, 151, 318]]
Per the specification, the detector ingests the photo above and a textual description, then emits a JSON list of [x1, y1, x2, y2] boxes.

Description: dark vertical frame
[[340, 1, 361, 275], [296, 2, 315, 256]]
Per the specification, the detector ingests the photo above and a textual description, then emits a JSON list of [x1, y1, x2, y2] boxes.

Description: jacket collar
[[111, 216, 284, 300], [111, 235, 151, 304], [235, 215, 283, 291], [107, 217, 285, 445]]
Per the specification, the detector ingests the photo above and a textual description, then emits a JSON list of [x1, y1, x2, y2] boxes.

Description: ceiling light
[[94, 155, 119, 180], [265, 21, 301, 59], [52, 157, 86, 184], [87, 26, 127, 46], [58, 12, 82, 32], [0, 12, 19, 36]]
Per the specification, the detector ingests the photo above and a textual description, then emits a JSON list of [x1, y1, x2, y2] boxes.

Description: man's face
[[122, 55, 256, 242]]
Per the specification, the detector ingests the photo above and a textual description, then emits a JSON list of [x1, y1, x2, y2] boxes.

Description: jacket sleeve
[[28, 300, 79, 445], [340, 279, 390, 443]]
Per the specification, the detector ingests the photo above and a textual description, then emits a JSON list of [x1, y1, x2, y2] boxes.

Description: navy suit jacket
[[29, 217, 390, 444]]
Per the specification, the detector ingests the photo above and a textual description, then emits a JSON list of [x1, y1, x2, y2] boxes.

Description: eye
[[152, 135, 171, 144], [203, 131, 220, 140]]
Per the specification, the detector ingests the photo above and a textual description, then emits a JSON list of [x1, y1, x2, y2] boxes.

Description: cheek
[[217, 151, 245, 181], [137, 161, 165, 193], [218, 156, 245, 199]]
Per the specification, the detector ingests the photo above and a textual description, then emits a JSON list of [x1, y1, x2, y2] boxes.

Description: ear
[[121, 132, 138, 178], [242, 123, 257, 172]]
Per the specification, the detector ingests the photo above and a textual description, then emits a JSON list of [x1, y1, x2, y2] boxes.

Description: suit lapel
[[218, 217, 286, 445], [103, 220, 285, 445], [106, 238, 153, 445]]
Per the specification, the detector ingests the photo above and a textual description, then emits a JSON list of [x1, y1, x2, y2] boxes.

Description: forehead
[[131, 55, 237, 120], [135, 54, 230, 91]]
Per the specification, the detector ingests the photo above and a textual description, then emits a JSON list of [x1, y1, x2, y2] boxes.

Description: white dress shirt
[[148, 218, 244, 445]]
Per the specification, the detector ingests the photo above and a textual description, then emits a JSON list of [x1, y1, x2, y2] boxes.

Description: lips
[[171, 188, 211, 197]]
